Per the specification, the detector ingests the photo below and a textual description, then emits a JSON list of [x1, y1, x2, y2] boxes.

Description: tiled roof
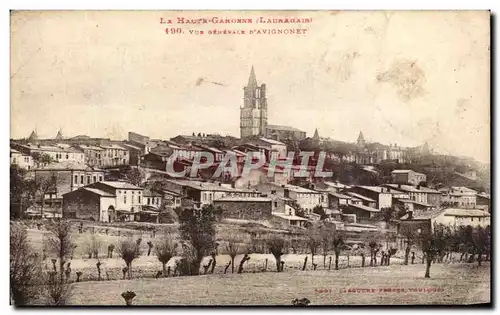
[[82, 187, 115, 197], [259, 137, 286, 146], [443, 208, 490, 217], [214, 197, 271, 202], [346, 192, 376, 202], [99, 181, 142, 190], [266, 124, 305, 132], [35, 161, 101, 171], [347, 203, 380, 212], [328, 192, 352, 199]]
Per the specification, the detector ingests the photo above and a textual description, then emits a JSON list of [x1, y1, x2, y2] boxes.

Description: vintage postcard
[[10, 10, 490, 306]]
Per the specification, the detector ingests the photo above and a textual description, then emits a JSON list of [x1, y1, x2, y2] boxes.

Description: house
[[12, 143, 85, 165], [343, 203, 380, 221], [99, 144, 130, 167], [121, 142, 144, 166], [391, 170, 427, 185], [399, 208, 490, 233], [328, 192, 353, 209], [433, 208, 490, 227], [383, 184, 429, 205], [476, 193, 491, 212], [351, 186, 393, 210], [441, 186, 477, 209], [164, 179, 260, 209], [213, 196, 272, 220], [142, 188, 162, 209], [346, 192, 377, 209], [258, 183, 322, 215], [62, 181, 143, 222], [323, 181, 351, 193], [253, 137, 288, 161], [10, 148, 34, 170], [192, 144, 224, 162], [162, 189, 183, 209], [265, 124, 307, 141], [75, 144, 105, 167]]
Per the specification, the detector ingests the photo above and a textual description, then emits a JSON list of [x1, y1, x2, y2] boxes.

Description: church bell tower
[[240, 66, 268, 138]]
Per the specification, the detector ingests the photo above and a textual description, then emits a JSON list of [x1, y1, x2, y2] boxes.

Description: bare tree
[[267, 236, 286, 272], [84, 234, 102, 259], [332, 235, 345, 270], [118, 238, 141, 279], [155, 234, 177, 277], [421, 223, 449, 278], [307, 225, 321, 268], [225, 235, 243, 274], [10, 224, 42, 305], [45, 219, 75, 283]]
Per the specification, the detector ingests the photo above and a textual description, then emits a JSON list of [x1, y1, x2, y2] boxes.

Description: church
[[240, 67, 307, 141]]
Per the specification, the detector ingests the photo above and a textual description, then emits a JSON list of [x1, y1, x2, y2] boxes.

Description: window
[[66, 154, 69, 159], [87, 176, 91, 184], [147, 198, 150, 205], [99, 176, 103, 181], [156, 198, 160, 205], [138, 196, 141, 204], [203, 194, 207, 201], [124, 196, 127, 204], [80, 176, 84, 184], [74, 175, 78, 184], [274, 201, 278, 207], [93, 176, 96, 183]]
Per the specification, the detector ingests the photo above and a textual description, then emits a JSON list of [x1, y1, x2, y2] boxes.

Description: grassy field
[[67, 262, 490, 305]]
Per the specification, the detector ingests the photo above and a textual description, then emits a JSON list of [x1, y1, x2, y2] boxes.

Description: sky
[[10, 11, 490, 163]]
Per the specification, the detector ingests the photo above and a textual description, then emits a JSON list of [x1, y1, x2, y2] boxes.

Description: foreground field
[[68, 263, 490, 305]]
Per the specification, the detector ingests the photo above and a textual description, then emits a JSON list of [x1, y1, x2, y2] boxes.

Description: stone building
[[239, 67, 306, 140], [212, 196, 272, 220]]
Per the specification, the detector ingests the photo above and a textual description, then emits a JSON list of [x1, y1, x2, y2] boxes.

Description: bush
[[10, 225, 42, 305]]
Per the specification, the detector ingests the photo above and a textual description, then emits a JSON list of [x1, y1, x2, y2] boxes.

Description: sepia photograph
[[9, 10, 491, 306]]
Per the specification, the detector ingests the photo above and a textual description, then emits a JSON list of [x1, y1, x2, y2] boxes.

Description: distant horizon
[[11, 11, 490, 163]]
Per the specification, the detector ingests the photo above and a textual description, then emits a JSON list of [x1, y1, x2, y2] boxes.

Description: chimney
[[284, 188, 290, 198], [218, 182, 222, 187]]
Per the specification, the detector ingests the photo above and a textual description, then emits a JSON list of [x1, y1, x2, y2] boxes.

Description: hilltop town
[[10, 67, 491, 306]]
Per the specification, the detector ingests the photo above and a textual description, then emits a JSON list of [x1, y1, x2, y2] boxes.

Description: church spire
[[357, 131, 366, 147], [55, 128, 63, 140], [312, 128, 320, 141], [248, 66, 257, 88], [28, 130, 38, 143]]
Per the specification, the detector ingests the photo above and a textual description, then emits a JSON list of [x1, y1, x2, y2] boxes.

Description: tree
[[10, 224, 42, 305], [35, 174, 58, 219], [32, 152, 55, 167], [368, 241, 379, 267], [225, 235, 243, 274], [125, 168, 144, 187], [118, 238, 141, 279], [267, 236, 286, 272], [307, 224, 321, 267], [155, 234, 177, 277], [320, 223, 335, 268], [421, 223, 449, 278], [10, 165, 37, 219], [44, 219, 74, 305], [379, 207, 395, 224], [402, 230, 417, 265], [45, 219, 75, 284], [312, 205, 328, 220], [332, 234, 345, 270], [471, 226, 490, 266], [178, 205, 217, 275]]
